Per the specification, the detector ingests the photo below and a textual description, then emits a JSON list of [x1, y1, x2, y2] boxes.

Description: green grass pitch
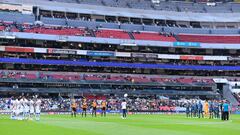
[[0, 114, 240, 135]]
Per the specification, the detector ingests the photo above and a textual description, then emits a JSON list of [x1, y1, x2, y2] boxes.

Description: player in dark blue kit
[[190, 101, 195, 118], [213, 100, 220, 119], [197, 101, 203, 118], [220, 100, 224, 120], [194, 101, 198, 118], [186, 102, 191, 118], [209, 100, 214, 119]]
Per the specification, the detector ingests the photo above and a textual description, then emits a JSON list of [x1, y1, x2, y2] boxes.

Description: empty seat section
[[24, 27, 86, 36], [105, 76, 126, 82], [178, 34, 240, 43], [95, 29, 130, 39], [133, 32, 176, 42], [0, 26, 5, 31]]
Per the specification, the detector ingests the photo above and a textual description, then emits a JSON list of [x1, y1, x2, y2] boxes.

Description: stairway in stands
[[88, 29, 96, 37], [223, 84, 239, 105], [128, 32, 135, 40]]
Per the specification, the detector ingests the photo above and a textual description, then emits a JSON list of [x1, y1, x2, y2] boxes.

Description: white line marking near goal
[[176, 120, 233, 125]]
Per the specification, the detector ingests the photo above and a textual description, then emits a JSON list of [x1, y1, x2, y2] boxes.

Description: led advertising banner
[[87, 51, 115, 57], [173, 42, 200, 47], [47, 48, 77, 55]]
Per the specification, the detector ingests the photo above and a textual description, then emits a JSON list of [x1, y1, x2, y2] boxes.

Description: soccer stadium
[[0, 0, 240, 135]]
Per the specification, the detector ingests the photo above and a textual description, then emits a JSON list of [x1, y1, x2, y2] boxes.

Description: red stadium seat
[[95, 29, 130, 39], [24, 27, 86, 36], [178, 34, 240, 44], [0, 26, 5, 31], [133, 32, 176, 42]]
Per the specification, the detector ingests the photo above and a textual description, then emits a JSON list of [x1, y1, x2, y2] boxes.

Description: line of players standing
[[71, 99, 108, 118], [71, 98, 128, 119], [10, 96, 41, 121], [186, 100, 230, 121]]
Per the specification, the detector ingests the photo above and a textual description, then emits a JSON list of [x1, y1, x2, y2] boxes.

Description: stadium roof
[[2, 0, 240, 22]]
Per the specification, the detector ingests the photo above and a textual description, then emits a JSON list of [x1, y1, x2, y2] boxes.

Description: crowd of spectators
[[1, 95, 239, 114], [0, 70, 215, 85], [108, 96, 188, 112], [0, 95, 195, 112]]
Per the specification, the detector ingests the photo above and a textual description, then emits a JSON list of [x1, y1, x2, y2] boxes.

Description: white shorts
[[35, 109, 41, 114], [16, 109, 20, 115], [19, 106, 24, 113], [12, 109, 16, 114], [30, 107, 34, 114], [24, 107, 29, 113]]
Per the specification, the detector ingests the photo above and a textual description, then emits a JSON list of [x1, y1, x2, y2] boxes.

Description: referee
[[222, 100, 230, 121], [121, 99, 127, 119]]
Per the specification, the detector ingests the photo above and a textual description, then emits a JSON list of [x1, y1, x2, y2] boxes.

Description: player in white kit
[[15, 98, 21, 120], [29, 98, 35, 120], [10, 98, 16, 120], [35, 98, 42, 121], [19, 97, 25, 120], [23, 97, 30, 120], [121, 99, 127, 119]]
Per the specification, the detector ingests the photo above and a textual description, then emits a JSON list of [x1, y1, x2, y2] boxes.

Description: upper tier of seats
[[178, 34, 240, 43], [2, 21, 240, 44], [0, 22, 176, 42], [1, 11, 240, 36], [43, 0, 240, 13]]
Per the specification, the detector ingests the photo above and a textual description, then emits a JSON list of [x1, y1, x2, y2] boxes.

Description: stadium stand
[[2, 21, 240, 44], [0, 0, 240, 106], [36, 0, 240, 13], [178, 34, 240, 43], [0, 70, 216, 85], [1, 10, 240, 36], [95, 29, 131, 39], [23, 26, 87, 36], [132, 31, 176, 41], [0, 21, 178, 42]]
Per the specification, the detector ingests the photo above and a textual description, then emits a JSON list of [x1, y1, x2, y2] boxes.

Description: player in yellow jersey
[[204, 100, 209, 117]]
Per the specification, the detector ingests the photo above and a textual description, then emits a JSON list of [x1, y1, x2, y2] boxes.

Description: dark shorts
[[93, 107, 97, 110], [72, 108, 77, 112], [102, 107, 106, 111], [82, 108, 87, 111]]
